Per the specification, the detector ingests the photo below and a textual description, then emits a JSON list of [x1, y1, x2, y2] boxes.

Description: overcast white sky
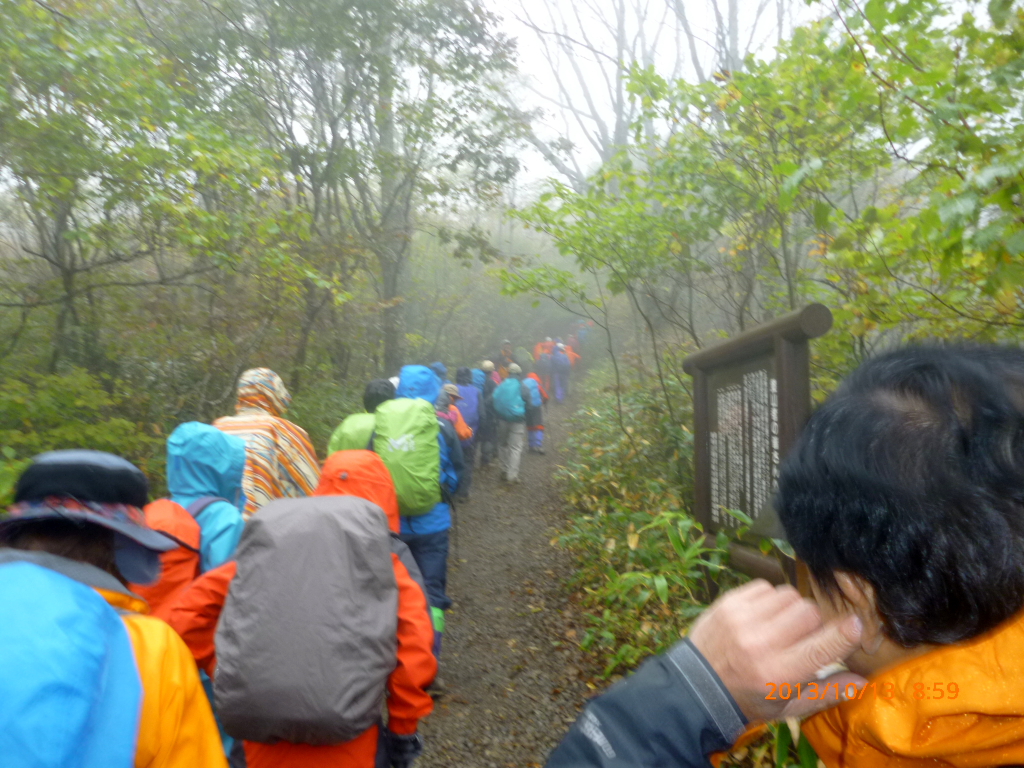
[[487, 0, 821, 189]]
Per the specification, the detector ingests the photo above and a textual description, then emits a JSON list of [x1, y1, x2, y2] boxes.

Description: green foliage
[[510, 0, 1024, 386], [557, 367, 745, 676], [0, 369, 162, 505], [562, 368, 819, 767], [815, 0, 1024, 347], [0, 0, 305, 269], [287, 379, 363, 458], [0, 448, 30, 511]]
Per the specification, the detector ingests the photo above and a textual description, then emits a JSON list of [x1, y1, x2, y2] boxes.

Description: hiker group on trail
[[10, 324, 1024, 768], [0, 325, 588, 768]]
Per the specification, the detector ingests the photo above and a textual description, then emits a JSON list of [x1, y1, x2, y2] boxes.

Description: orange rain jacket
[[164, 450, 436, 768], [526, 372, 550, 403], [803, 608, 1024, 767], [130, 499, 202, 621], [497, 349, 516, 380], [565, 345, 581, 367], [447, 403, 473, 441], [533, 340, 555, 361]]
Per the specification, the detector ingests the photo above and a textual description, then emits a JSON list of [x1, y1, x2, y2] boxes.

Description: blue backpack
[[455, 385, 481, 430], [553, 351, 571, 372], [470, 369, 485, 392], [522, 378, 542, 408], [536, 353, 552, 373], [492, 379, 525, 421]]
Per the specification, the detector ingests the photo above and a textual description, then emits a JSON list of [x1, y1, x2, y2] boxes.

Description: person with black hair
[[545, 345, 1024, 768], [782, 344, 1024, 767], [327, 378, 396, 455]]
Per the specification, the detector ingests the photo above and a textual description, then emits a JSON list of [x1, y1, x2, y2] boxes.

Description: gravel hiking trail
[[418, 402, 595, 768]]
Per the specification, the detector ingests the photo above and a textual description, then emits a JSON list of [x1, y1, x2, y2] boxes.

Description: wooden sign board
[[683, 304, 832, 586]]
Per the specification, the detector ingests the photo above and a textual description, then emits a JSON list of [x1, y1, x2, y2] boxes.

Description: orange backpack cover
[[315, 451, 399, 532], [129, 499, 201, 620]]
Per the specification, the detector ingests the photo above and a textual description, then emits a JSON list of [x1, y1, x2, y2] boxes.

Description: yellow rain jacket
[[96, 585, 228, 768], [3, 550, 227, 768], [803, 608, 1024, 767]]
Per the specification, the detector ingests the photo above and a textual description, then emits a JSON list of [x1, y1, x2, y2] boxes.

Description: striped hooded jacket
[[213, 368, 319, 519]]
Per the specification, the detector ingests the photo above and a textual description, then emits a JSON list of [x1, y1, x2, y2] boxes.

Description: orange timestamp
[[765, 681, 961, 701]]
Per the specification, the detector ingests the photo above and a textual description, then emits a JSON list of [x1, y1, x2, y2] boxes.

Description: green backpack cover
[[372, 398, 441, 516], [328, 413, 376, 455]]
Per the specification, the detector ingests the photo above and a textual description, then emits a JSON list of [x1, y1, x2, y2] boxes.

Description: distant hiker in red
[[532, 336, 555, 362], [535, 338, 554, 394], [164, 450, 436, 768]]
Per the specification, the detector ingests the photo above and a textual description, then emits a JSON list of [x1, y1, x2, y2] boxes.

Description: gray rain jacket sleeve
[[545, 639, 746, 768]]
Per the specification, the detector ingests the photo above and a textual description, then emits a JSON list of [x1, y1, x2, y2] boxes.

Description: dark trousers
[[457, 439, 474, 497], [399, 529, 451, 610], [479, 412, 497, 465], [554, 372, 567, 402], [399, 528, 450, 657]]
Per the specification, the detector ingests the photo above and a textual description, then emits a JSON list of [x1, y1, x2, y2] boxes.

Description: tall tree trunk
[[377, 29, 405, 374], [290, 280, 329, 394], [380, 256, 402, 373]]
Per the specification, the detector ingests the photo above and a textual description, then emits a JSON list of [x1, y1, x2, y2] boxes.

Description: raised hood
[[167, 421, 245, 508]]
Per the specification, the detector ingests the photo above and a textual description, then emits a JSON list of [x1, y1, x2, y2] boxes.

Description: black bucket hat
[[3, 450, 177, 584]]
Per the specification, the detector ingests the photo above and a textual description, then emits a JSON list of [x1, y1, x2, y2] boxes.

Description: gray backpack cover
[[214, 496, 398, 745]]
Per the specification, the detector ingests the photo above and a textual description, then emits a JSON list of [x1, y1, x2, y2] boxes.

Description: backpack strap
[[185, 496, 229, 517], [148, 497, 228, 553], [145, 499, 202, 553], [150, 530, 201, 553], [390, 533, 427, 598]]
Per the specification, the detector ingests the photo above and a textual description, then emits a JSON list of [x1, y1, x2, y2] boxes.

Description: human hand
[[689, 579, 867, 721]]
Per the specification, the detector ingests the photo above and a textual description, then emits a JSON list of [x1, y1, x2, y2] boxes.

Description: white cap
[[508, 363, 522, 375]]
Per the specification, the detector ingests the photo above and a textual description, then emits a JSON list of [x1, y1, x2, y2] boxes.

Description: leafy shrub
[[557, 366, 747, 676], [0, 369, 163, 505], [560, 364, 818, 767], [287, 378, 363, 457]]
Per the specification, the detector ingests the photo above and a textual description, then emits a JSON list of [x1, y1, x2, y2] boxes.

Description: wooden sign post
[[682, 304, 832, 586]]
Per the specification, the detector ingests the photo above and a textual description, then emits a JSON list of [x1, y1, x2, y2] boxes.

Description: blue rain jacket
[[523, 378, 543, 408], [167, 421, 246, 572], [0, 560, 142, 768], [395, 365, 463, 535], [428, 361, 448, 381]]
